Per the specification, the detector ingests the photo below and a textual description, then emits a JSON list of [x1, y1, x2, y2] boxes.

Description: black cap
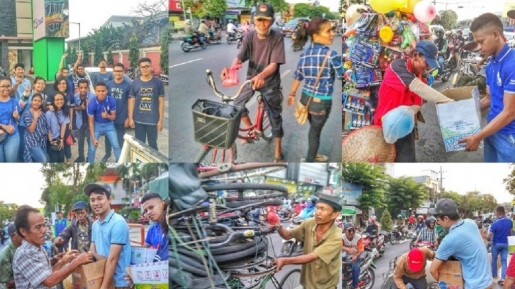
[[255, 3, 274, 19], [317, 193, 343, 212], [428, 198, 459, 215], [84, 182, 112, 198], [7, 223, 15, 235], [344, 223, 355, 231]]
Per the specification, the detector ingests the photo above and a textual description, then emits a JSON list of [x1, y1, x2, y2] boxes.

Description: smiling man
[[85, 182, 131, 289], [273, 193, 342, 289], [141, 193, 168, 262]]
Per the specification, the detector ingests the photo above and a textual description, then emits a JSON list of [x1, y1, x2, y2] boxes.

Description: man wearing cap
[[85, 182, 131, 289], [428, 198, 492, 289], [0, 224, 22, 289], [221, 2, 286, 162], [273, 193, 342, 289], [54, 201, 92, 253], [54, 211, 68, 253], [342, 223, 364, 289], [458, 13, 515, 162], [393, 247, 435, 289], [373, 40, 453, 162]]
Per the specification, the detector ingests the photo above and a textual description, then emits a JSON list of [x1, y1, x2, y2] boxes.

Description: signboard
[[304, 177, 321, 185], [504, 1, 515, 17], [227, 0, 242, 7], [44, 0, 70, 38], [169, 0, 183, 12], [342, 182, 362, 206], [33, 0, 46, 41]]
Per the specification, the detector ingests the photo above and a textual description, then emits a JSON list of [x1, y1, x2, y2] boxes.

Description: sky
[[0, 164, 46, 208], [433, 0, 505, 21], [279, 0, 339, 12], [66, 0, 164, 41], [390, 163, 514, 203]]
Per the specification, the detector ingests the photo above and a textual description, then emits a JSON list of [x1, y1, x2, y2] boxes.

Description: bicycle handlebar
[[206, 69, 252, 102]]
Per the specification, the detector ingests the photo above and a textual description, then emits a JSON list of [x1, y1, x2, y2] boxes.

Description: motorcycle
[[280, 217, 304, 256], [409, 229, 420, 249], [160, 74, 169, 85], [205, 30, 222, 44], [451, 41, 486, 93], [227, 31, 241, 44], [390, 225, 408, 245], [236, 31, 245, 49], [180, 33, 207, 52], [277, 207, 292, 221], [362, 231, 385, 258], [342, 248, 378, 289]]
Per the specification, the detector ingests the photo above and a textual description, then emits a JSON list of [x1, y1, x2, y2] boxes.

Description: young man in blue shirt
[[429, 199, 492, 289], [488, 206, 513, 284], [459, 13, 515, 161], [54, 211, 68, 253], [85, 182, 131, 289], [87, 82, 121, 163], [73, 79, 95, 162], [104, 63, 131, 162], [141, 193, 168, 262]]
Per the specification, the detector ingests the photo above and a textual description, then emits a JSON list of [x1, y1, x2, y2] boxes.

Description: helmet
[[445, 30, 452, 36], [308, 196, 318, 204], [417, 215, 424, 220], [425, 216, 436, 227]]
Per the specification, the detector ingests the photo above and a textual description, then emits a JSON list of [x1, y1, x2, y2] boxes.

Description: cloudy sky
[[391, 163, 514, 203], [433, 0, 505, 20], [0, 164, 45, 208], [66, 0, 164, 40]]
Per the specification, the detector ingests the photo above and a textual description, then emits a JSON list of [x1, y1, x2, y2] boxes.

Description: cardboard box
[[438, 260, 464, 289], [131, 247, 157, 265], [72, 253, 114, 289], [127, 261, 168, 288], [436, 86, 483, 152]]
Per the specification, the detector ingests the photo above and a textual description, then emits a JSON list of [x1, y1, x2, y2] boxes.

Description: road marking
[[169, 58, 203, 68], [247, 69, 292, 107]]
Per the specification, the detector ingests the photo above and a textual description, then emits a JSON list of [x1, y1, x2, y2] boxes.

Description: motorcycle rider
[[227, 20, 238, 40], [434, 30, 448, 80], [413, 216, 438, 247], [408, 214, 415, 227], [342, 223, 364, 289], [393, 247, 435, 289], [293, 19, 308, 50], [453, 29, 466, 66], [365, 216, 380, 247], [414, 215, 426, 231], [198, 20, 210, 42], [184, 20, 193, 35], [299, 196, 317, 220]]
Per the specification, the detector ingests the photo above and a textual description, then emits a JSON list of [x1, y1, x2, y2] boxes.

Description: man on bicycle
[[273, 193, 342, 289], [413, 216, 438, 247], [393, 247, 435, 289], [220, 2, 286, 162], [342, 223, 364, 289]]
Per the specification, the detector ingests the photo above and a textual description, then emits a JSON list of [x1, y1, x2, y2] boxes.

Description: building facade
[[0, 0, 33, 74]]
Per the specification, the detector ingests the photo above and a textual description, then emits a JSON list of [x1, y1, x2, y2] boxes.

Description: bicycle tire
[[195, 142, 238, 164], [169, 255, 210, 277], [278, 268, 301, 289], [198, 163, 287, 179], [380, 274, 394, 289], [176, 238, 267, 264], [210, 238, 265, 255], [258, 100, 273, 141], [224, 195, 284, 208], [203, 183, 288, 195]]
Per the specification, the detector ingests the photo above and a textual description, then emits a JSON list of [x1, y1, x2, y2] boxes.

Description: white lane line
[[169, 58, 203, 68], [247, 69, 291, 107]]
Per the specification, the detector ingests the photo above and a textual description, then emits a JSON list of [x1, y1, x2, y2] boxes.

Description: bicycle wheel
[[258, 96, 273, 141], [278, 268, 301, 289], [196, 143, 238, 164]]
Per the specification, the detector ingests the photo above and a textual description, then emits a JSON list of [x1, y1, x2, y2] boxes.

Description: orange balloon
[[400, 0, 421, 13]]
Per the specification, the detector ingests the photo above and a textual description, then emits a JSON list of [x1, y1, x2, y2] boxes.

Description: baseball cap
[[255, 3, 274, 19], [317, 193, 343, 212], [344, 223, 355, 231], [428, 198, 459, 215], [7, 223, 15, 235], [83, 182, 112, 198], [73, 201, 88, 211], [407, 248, 425, 272], [415, 40, 440, 69]]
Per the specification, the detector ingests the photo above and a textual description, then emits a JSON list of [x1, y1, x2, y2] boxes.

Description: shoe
[[314, 154, 328, 162], [101, 155, 111, 162], [273, 153, 285, 163], [75, 157, 85, 163], [300, 158, 306, 162], [498, 279, 504, 285]]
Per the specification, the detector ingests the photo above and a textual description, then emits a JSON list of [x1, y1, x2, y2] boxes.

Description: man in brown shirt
[[273, 194, 342, 289], [393, 247, 435, 289]]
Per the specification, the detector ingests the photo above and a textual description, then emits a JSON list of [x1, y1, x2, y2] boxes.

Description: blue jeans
[[492, 243, 508, 279], [0, 133, 20, 162], [484, 130, 515, 162], [351, 258, 360, 288], [437, 55, 445, 76], [134, 122, 158, 151], [18, 125, 25, 161], [88, 122, 121, 163], [30, 147, 48, 162]]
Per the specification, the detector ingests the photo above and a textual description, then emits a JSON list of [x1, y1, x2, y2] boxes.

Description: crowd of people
[[0, 54, 165, 163], [0, 182, 169, 289]]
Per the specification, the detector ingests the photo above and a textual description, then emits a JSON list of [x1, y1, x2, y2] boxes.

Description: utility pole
[[439, 166, 444, 195]]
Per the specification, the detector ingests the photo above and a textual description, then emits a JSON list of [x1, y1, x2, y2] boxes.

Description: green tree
[[70, 46, 78, 65], [129, 33, 140, 69], [107, 49, 114, 66], [184, 0, 227, 18], [504, 164, 515, 195], [440, 10, 458, 30], [380, 209, 393, 231], [342, 163, 388, 213], [94, 43, 103, 65], [0, 202, 19, 224], [294, 3, 311, 17], [386, 176, 428, 217], [310, 6, 331, 18], [160, 27, 169, 75], [242, 0, 289, 13], [339, 0, 345, 13]]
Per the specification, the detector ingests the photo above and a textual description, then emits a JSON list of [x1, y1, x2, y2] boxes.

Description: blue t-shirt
[[9, 76, 31, 101], [145, 222, 169, 262], [74, 91, 95, 128], [436, 219, 491, 289], [45, 110, 70, 139], [87, 95, 117, 124], [91, 210, 131, 288], [129, 77, 165, 125], [107, 79, 131, 124], [0, 98, 19, 137], [92, 71, 113, 87], [485, 44, 515, 134], [489, 216, 513, 245]]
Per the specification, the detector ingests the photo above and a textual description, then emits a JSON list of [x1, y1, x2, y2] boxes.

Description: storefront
[[265, 177, 297, 196]]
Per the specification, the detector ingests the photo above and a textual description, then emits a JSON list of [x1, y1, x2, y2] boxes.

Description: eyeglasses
[[113, 70, 124, 73], [0, 85, 11, 89], [140, 65, 150, 69]]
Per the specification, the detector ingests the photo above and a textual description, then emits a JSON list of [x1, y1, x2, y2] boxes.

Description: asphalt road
[[168, 36, 342, 162], [370, 236, 411, 289], [415, 79, 485, 162]]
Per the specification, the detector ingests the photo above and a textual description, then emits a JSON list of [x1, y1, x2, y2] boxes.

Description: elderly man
[[0, 224, 22, 289]]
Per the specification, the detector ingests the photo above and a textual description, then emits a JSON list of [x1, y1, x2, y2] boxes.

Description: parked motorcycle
[[160, 74, 168, 85], [390, 225, 408, 245], [181, 33, 207, 52], [451, 41, 486, 93], [342, 248, 378, 289], [280, 217, 303, 256]]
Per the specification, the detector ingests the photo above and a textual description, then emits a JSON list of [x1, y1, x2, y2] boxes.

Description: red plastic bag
[[222, 64, 242, 87]]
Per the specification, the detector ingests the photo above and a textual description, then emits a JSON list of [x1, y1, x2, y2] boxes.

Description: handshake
[[51, 250, 94, 267]]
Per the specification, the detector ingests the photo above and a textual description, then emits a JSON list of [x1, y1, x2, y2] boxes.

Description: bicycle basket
[[192, 99, 244, 149]]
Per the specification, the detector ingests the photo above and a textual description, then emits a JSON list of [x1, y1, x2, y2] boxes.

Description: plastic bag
[[222, 64, 242, 87], [382, 106, 415, 144]]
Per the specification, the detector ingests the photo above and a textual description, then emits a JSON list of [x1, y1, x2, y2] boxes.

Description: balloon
[[400, 0, 421, 14], [413, 1, 437, 23], [392, 0, 408, 10], [380, 26, 394, 43], [370, 0, 394, 14], [382, 106, 415, 144], [345, 4, 368, 25]]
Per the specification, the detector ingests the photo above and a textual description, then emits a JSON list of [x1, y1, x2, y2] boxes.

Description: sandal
[[273, 153, 285, 163], [315, 154, 328, 162]]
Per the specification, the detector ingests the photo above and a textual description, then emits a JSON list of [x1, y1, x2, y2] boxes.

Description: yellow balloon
[[370, 0, 394, 14], [380, 26, 394, 43], [400, 0, 421, 13], [392, 0, 408, 10]]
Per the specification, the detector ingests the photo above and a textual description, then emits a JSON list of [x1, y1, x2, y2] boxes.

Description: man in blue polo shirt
[[488, 206, 513, 285], [428, 198, 492, 289], [459, 13, 515, 162], [141, 193, 168, 262], [85, 182, 131, 289], [87, 82, 121, 163]]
